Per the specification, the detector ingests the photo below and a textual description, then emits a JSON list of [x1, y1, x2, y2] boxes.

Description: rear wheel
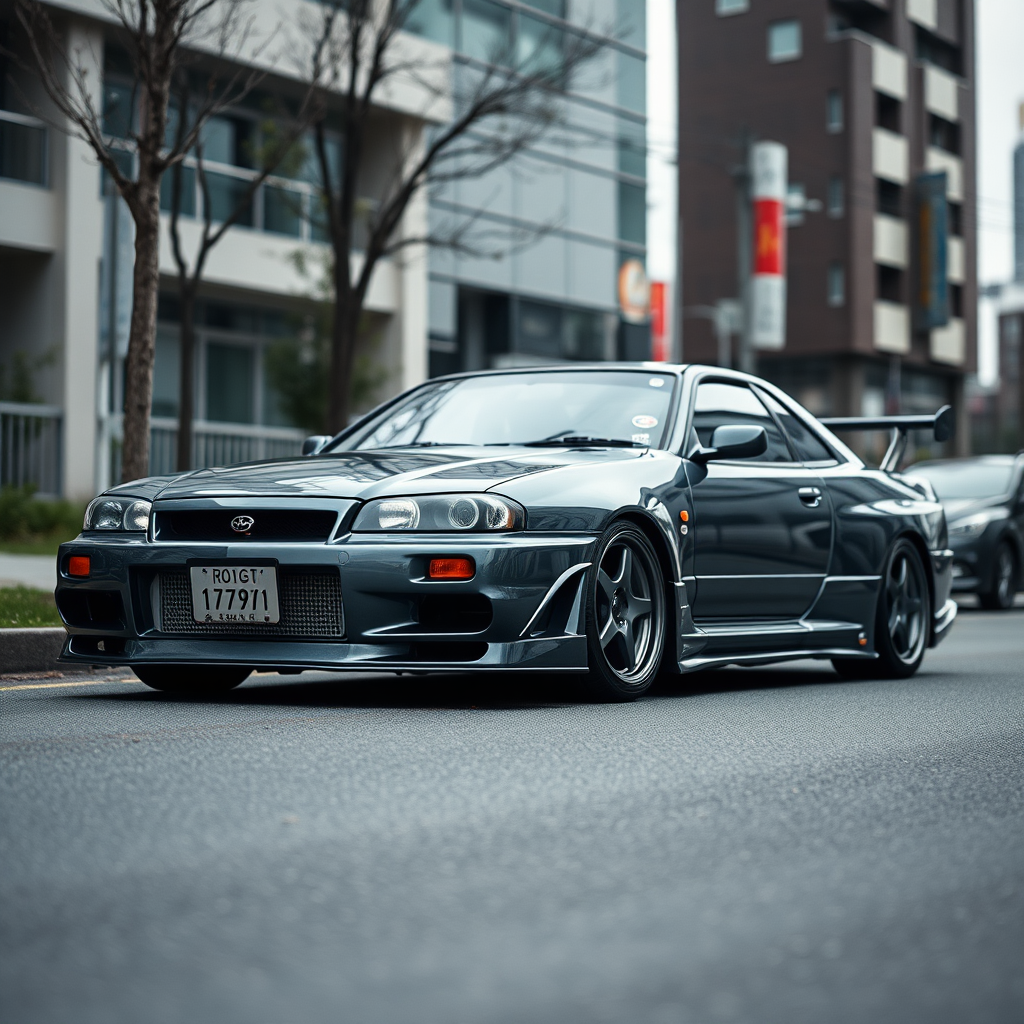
[[133, 665, 251, 693], [833, 538, 929, 680], [979, 541, 1017, 611], [581, 522, 666, 702]]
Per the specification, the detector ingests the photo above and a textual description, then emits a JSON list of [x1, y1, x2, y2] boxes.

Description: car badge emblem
[[231, 515, 255, 533]]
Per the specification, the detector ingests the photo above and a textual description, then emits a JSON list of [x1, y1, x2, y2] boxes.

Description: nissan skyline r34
[[55, 364, 957, 701]]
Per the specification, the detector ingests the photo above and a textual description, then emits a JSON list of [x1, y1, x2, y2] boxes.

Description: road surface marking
[[0, 680, 140, 692]]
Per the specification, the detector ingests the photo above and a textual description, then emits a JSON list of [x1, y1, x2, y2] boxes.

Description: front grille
[[158, 568, 344, 637], [154, 509, 338, 543]]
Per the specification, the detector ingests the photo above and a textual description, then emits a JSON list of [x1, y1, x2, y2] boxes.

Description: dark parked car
[[55, 365, 956, 701], [904, 453, 1024, 610]]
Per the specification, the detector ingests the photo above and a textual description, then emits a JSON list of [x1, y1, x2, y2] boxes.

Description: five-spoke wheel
[[834, 537, 929, 680], [582, 522, 666, 701]]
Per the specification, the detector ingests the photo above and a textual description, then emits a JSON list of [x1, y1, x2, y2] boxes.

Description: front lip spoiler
[[930, 598, 957, 647]]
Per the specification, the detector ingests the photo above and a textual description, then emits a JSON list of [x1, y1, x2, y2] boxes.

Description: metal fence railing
[[111, 417, 305, 481], [0, 401, 63, 496]]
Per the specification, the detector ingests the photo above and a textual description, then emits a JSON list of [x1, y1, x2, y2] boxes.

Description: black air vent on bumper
[[154, 509, 338, 543]]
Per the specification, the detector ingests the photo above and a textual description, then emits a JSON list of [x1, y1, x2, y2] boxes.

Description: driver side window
[[692, 381, 793, 463]]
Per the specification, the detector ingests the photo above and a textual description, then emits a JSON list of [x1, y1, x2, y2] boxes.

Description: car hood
[[111, 446, 647, 502]]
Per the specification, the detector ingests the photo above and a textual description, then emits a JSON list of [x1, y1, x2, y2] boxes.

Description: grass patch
[[0, 586, 63, 629], [0, 485, 84, 555]]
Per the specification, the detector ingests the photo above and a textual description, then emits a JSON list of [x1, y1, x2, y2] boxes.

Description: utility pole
[[734, 131, 754, 374]]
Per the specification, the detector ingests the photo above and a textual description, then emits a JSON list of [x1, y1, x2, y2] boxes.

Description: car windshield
[[905, 461, 1015, 500], [334, 371, 677, 451]]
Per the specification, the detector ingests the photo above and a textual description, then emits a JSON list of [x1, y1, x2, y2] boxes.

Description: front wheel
[[833, 538, 930, 680], [581, 522, 666, 702], [132, 665, 251, 693], [979, 541, 1017, 610]]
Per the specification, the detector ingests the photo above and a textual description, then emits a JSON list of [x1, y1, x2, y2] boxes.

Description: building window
[[826, 90, 844, 132], [948, 201, 963, 236], [617, 181, 646, 245], [828, 263, 845, 307], [460, 0, 512, 63], [716, 0, 749, 15], [929, 114, 961, 155], [617, 50, 646, 113], [206, 342, 255, 424], [404, 0, 455, 46], [768, 20, 802, 63], [827, 176, 844, 217], [875, 93, 901, 132], [877, 179, 903, 217]]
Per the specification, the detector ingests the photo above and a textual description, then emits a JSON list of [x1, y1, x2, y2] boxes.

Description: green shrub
[[0, 485, 84, 543], [0, 586, 62, 628]]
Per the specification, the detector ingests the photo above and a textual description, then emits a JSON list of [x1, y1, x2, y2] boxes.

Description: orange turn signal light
[[428, 557, 475, 580], [68, 555, 91, 577], [679, 510, 689, 522]]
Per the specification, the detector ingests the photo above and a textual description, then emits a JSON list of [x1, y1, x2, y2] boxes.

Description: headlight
[[352, 494, 524, 532], [84, 497, 152, 532], [948, 512, 996, 539]]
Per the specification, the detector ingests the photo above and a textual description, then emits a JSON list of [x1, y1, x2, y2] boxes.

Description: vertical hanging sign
[[914, 171, 949, 331], [750, 141, 788, 350]]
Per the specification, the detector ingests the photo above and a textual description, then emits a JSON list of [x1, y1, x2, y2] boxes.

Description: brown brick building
[[677, 0, 976, 454]]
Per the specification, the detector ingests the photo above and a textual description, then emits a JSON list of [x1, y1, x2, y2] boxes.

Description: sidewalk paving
[[0, 554, 57, 592]]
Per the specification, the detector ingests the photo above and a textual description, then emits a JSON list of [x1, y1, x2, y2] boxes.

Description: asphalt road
[[2, 604, 1023, 1024]]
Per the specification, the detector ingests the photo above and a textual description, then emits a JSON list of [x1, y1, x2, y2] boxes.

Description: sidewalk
[[0, 554, 56, 591]]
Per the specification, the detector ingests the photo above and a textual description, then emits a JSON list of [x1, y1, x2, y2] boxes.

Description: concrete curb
[[1, 628, 67, 674]]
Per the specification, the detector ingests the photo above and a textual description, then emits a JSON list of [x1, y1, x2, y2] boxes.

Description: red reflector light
[[428, 557, 475, 580], [68, 556, 91, 577]]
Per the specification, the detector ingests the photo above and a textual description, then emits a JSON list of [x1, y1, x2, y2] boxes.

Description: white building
[[0, 0, 449, 499]]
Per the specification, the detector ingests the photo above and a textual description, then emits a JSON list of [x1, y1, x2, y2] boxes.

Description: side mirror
[[302, 435, 332, 456], [690, 424, 768, 465]]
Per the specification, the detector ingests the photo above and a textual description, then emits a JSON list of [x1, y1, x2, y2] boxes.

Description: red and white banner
[[750, 141, 787, 350]]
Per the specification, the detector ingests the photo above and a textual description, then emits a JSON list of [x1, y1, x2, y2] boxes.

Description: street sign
[[750, 141, 787, 350]]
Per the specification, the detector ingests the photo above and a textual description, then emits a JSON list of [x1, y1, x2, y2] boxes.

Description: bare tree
[[298, 0, 604, 433], [167, 81, 319, 471], [13, 0, 262, 482]]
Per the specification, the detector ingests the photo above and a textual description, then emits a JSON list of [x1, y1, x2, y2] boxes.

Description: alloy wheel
[[885, 546, 927, 665], [996, 545, 1015, 607], [594, 534, 660, 683]]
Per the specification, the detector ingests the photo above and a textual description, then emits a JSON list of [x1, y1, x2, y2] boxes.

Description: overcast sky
[[646, 0, 1024, 383]]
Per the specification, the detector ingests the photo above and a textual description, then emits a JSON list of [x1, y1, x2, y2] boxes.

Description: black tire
[[832, 537, 930, 681], [132, 665, 251, 693], [581, 522, 667, 702], [978, 541, 1018, 611]]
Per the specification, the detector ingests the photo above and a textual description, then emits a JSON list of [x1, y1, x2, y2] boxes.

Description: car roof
[[427, 362, 692, 384]]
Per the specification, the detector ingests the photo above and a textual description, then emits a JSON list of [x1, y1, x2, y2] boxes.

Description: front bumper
[[55, 533, 598, 673]]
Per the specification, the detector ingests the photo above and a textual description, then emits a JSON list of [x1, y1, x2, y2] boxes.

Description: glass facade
[[409, 0, 648, 376]]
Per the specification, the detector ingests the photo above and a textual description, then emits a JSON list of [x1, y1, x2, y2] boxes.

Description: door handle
[[798, 486, 822, 507]]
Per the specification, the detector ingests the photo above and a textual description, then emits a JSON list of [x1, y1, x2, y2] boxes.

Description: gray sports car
[[55, 364, 957, 701]]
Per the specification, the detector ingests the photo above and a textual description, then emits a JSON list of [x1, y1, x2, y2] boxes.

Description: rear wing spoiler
[[819, 404, 954, 473]]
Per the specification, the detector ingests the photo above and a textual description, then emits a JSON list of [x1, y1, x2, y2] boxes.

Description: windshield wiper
[[518, 435, 646, 448]]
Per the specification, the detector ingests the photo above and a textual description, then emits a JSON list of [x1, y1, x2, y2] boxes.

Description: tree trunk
[[175, 282, 197, 472], [121, 183, 161, 483], [326, 278, 361, 434]]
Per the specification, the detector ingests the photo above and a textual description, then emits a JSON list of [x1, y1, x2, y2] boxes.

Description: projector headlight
[[84, 497, 152, 532], [353, 494, 524, 532]]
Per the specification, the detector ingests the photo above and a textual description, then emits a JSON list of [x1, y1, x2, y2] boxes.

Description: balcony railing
[[0, 401, 62, 497], [0, 110, 48, 187]]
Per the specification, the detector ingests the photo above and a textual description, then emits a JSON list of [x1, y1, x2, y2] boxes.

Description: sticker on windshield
[[649, 378, 666, 387], [632, 433, 651, 445], [632, 414, 658, 429]]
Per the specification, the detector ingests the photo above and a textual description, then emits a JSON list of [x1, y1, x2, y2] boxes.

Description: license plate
[[189, 565, 280, 624]]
